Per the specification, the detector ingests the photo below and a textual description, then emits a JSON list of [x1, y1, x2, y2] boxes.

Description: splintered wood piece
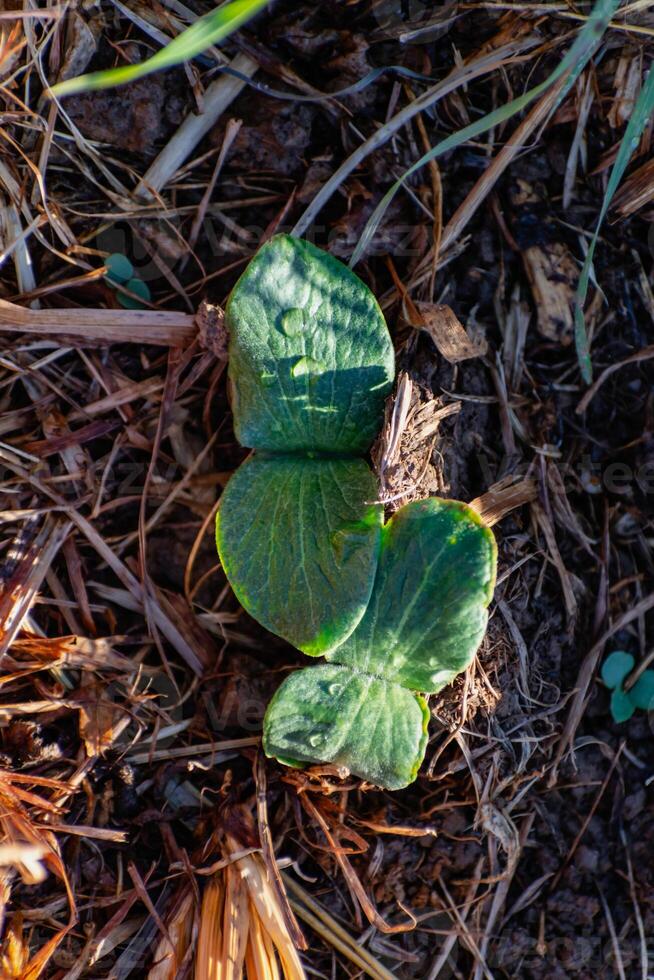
[[469, 477, 537, 527], [0, 299, 196, 346], [521, 243, 578, 346]]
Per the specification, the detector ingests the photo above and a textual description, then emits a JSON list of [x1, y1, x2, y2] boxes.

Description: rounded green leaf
[[611, 686, 636, 723], [263, 664, 430, 790], [327, 497, 497, 692], [117, 277, 151, 310], [216, 455, 383, 655], [628, 670, 654, 711], [600, 650, 634, 690], [105, 252, 134, 284], [226, 234, 395, 453]]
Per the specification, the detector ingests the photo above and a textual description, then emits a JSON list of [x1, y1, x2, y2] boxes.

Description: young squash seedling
[[217, 235, 497, 789], [601, 650, 654, 723], [104, 253, 152, 310]]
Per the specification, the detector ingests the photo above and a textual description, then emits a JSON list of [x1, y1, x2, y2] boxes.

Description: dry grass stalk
[[283, 876, 396, 980], [194, 836, 305, 980], [0, 516, 72, 658], [135, 52, 259, 202], [195, 876, 225, 980], [226, 839, 305, 980], [576, 342, 654, 413], [0, 299, 196, 346], [293, 36, 539, 236]]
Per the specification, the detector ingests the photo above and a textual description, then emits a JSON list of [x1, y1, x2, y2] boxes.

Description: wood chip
[[0, 300, 196, 347], [611, 156, 654, 217], [196, 300, 228, 359], [608, 55, 642, 129], [414, 302, 487, 362], [522, 243, 578, 345], [469, 477, 537, 527]]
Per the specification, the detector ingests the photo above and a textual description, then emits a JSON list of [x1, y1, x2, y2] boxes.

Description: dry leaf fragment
[[414, 303, 487, 362], [77, 675, 119, 757], [58, 11, 100, 84]]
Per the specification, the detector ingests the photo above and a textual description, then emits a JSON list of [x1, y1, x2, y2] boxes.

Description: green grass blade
[[574, 65, 654, 383], [49, 0, 269, 98], [349, 0, 621, 269]]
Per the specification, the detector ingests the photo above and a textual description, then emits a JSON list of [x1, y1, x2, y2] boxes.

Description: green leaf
[[226, 235, 394, 453], [263, 663, 430, 790], [326, 498, 496, 692], [105, 253, 134, 285], [49, 0, 270, 98], [574, 65, 654, 383], [628, 670, 654, 712], [117, 277, 151, 310], [346, 0, 621, 269], [600, 650, 635, 690], [610, 686, 636, 724], [216, 455, 383, 655]]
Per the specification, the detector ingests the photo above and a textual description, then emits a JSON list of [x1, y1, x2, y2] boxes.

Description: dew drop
[[328, 682, 342, 696], [260, 371, 276, 387], [291, 355, 323, 378], [280, 307, 304, 337], [308, 733, 322, 747]]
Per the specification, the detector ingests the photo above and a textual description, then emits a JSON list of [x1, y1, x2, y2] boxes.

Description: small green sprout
[[103, 253, 152, 310], [601, 651, 654, 723], [216, 235, 497, 789]]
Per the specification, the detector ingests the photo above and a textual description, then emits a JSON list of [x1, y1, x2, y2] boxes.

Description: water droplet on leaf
[[308, 733, 322, 747], [291, 355, 323, 378], [280, 307, 304, 337], [328, 682, 342, 695], [260, 372, 276, 387]]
